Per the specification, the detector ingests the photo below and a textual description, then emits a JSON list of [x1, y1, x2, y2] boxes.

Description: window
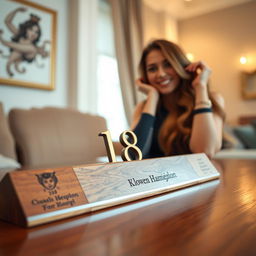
[[97, 0, 128, 140]]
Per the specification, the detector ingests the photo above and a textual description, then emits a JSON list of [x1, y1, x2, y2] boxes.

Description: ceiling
[[143, 0, 255, 19]]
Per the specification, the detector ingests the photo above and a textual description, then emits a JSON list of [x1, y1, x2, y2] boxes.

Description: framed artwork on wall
[[241, 70, 256, 100], [0, 0, 57, 90]]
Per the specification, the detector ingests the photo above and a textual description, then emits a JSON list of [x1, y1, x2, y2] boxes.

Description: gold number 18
[[99, 130, 142, 162]]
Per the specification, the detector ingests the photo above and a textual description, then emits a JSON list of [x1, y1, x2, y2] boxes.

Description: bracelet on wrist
[[192, 107, 212, 115], [195, 100, 212, 108]]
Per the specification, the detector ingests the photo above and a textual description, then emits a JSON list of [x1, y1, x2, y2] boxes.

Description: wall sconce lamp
[[239, 55, 256, 72], [240, 56, 247, 65]]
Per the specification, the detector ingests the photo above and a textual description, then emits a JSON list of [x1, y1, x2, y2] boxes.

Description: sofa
[[214, 118, 256, 159], [0, 103, 117, 173]]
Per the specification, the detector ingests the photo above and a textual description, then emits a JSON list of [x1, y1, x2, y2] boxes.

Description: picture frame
[[241, 70, 256, 100], [0, 0, 57, 90]]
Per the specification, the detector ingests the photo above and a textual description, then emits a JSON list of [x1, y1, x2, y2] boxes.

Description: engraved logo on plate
[[31, 171, 81, 212], [35, 172, 58, 191]]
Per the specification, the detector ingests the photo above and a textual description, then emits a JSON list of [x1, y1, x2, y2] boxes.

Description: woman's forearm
[[141, 90, 159, 115], [189, 86, 223, 158], [189, 113, 222, 158]]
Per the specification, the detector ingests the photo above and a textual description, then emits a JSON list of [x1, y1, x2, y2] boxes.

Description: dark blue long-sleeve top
[[133, 104, 169, 159]]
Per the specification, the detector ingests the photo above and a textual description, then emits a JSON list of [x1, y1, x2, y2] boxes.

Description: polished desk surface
[[0, 158, 256, 256]]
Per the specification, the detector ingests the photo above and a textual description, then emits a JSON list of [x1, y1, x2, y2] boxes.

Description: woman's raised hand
[[135, 78, 158, 96], [185, 61, 211, 89], [134, 78, 159, 116]]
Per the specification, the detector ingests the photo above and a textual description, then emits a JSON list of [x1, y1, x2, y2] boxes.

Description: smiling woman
[[130, 39, 225, 159]]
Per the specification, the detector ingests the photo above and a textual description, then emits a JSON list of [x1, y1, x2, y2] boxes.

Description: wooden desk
[[0, 159, 255, 256]]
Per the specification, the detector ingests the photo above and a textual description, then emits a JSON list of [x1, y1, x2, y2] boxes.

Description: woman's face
[[26, 25, 39, 41], [145, 49, 180, 94]]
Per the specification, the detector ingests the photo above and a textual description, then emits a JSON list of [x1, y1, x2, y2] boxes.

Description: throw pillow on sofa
[[233, 125, 256, 149], [0, 154, 20, 182], [0, 154, 20, 169], [222, 124, 244, 149]]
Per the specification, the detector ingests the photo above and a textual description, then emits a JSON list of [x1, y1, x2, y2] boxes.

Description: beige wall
[[142, 4, 165, 45], [142, 4, 178, 46], [178, 1, 256, 124]]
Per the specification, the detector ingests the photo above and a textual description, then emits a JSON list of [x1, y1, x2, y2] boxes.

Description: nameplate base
[[0, 153, 219, 227]]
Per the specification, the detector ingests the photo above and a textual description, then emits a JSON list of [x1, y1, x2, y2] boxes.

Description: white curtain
[[109, 0, 144, 124], [68, 0, 98, 114]]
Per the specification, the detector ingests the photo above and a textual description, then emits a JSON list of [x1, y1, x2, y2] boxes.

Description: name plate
[[0, 153, 219, 227]]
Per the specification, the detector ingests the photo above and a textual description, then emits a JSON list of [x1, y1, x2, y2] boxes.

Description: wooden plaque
[[0, 153, 220, 227]]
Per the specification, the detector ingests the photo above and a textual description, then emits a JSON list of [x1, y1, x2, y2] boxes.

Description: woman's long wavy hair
[[139, 39, 225, 155]]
